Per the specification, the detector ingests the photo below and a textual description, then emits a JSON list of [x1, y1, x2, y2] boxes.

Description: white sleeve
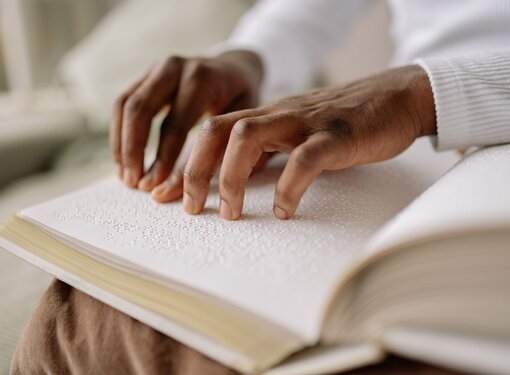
[[416, 49, 510, 151], [210, 0, 371, 103]]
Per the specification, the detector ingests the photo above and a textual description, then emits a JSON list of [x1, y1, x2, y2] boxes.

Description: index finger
[[140, 62, 222, 192], [182, 106, 261, 215], [218, 114, 302, 220]]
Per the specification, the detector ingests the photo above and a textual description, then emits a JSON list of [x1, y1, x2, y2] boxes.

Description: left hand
[[182, 65, 437, 220]]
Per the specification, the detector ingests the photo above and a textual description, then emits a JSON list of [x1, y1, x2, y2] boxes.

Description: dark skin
[[111, 50, 437, 220], [111, 51, 263, 190]]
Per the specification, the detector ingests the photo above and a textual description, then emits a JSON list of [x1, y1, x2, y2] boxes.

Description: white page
[[19, 139, 458, 342], [383, 326, 510, 375], [367, 144, 510, 254]]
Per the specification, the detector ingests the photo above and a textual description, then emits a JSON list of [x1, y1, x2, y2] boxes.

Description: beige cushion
[[58, 0, 252, 130]]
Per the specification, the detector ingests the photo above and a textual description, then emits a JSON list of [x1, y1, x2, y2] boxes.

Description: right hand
[[110, 50, 264, 198]]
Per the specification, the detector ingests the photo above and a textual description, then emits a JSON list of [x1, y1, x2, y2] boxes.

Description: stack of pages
[[1, 139, 509, 375]]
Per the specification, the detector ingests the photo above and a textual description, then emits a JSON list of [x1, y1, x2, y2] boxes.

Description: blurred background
[[0, 0, 392, 372]]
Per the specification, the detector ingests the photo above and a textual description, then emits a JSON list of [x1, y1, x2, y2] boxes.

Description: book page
[[19, 139, 458, 342], [367, 144, 510, 255]]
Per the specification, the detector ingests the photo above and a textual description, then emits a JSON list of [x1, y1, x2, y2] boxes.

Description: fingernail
[[274, 206, 289, 220], [220, 199, 233, 220], [183, 192, 197, 214], [123, 169, 137, 188], [152, 183, 168, 197], [139, 175, 153, 191]]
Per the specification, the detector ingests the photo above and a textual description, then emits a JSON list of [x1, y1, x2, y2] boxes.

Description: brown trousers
[[11, 280, 463, 375]]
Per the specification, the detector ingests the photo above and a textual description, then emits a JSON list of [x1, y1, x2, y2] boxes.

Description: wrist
[[408, 64, 437, 137], [216, 50, 264, 91]]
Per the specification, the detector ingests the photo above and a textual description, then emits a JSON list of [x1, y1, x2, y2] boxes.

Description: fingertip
[[151, 182, 182, 203], [151, 184, 167, 200], [183, 192, 201, 215], [123, 168, 139, 188], [219, 199, 236, 220], [273, 205, 290, 220], [139, 174, 155, 192]]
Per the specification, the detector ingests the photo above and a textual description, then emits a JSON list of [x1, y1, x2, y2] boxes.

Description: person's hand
[[183, 65, 437, 220], [110, 50, 264, 195]]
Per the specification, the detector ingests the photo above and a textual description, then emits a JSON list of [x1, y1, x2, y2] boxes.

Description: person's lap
[[11, 280, 238, 375], [11, 279, 463, 375]]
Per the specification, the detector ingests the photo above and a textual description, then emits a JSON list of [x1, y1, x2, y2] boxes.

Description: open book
[[1, 139, 510, 375]]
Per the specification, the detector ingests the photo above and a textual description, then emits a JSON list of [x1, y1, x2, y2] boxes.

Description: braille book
[[1, 139, 509, 375]]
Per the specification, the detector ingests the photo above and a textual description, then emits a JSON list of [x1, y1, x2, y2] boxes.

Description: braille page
[[366, 143, 510, 255], [19, 139, 459, 342]]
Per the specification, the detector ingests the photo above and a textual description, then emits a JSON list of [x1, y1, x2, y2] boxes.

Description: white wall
[[0, 0, 120, 90], [322, 1, 393, 85]]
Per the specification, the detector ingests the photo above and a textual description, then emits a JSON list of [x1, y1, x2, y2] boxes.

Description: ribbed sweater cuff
[[415, 51, 510, 151]]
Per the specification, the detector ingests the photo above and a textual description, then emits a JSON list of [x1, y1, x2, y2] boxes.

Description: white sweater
[[211, 0, 510, 151]]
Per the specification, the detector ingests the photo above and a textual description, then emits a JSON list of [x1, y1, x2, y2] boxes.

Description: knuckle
[[232, 119, 257, 139], [114, 93, 128, 111], [183, 168, 209, 188], [164, 55, 184, 67], [185, 60, 211, 82], [220, 175, 242, 195], [325, 117, 355, 139], [200, 116, 226, 135], [124, 95, 150, 118], [293, 145, 321, 169]]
